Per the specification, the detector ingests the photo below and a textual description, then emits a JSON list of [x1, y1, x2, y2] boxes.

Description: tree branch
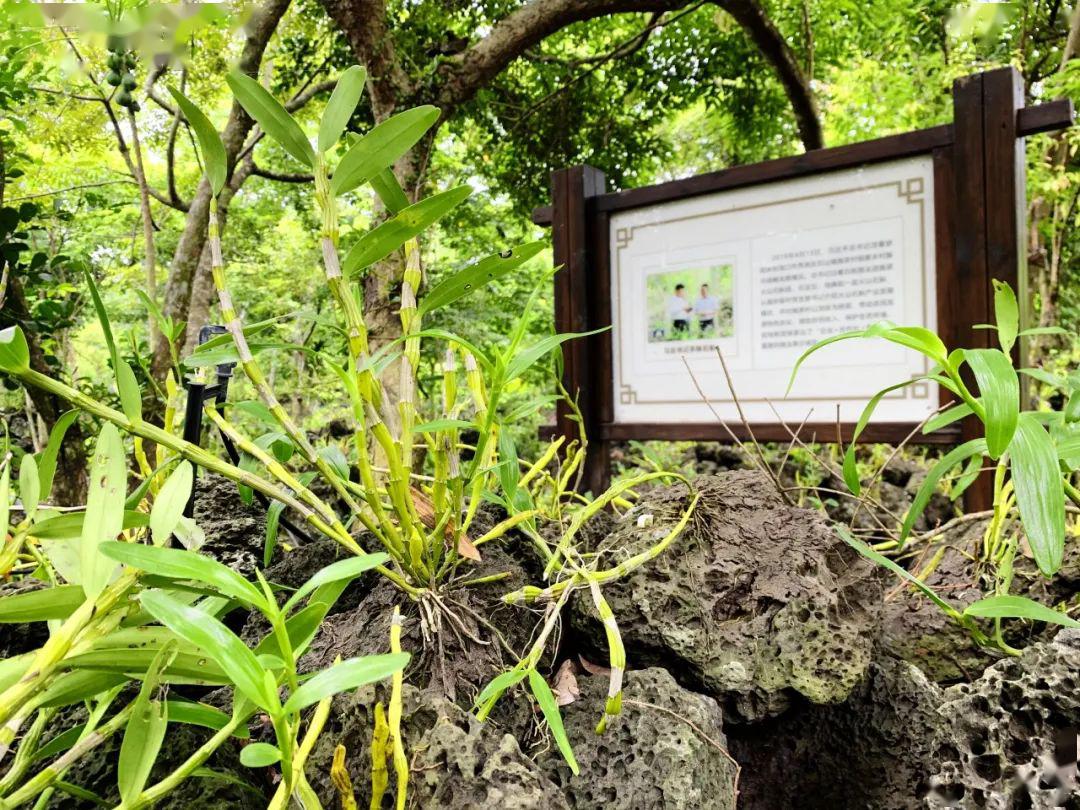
[[432, 0, 821, 150], [317, 0, 414, 118]]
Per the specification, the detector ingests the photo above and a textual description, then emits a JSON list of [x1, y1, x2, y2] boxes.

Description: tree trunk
[[151, 0, 292, 383], [3, 277, 88, 505]]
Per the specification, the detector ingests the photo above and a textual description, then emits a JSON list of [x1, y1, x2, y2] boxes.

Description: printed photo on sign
[[646, 264, 734, 343]]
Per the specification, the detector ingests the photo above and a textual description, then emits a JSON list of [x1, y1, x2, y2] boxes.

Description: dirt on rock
[[305, 682, 570, 809], [882, 515, 1080, 682], [537, 665, 739, 810], [569, 471, 883, 721]]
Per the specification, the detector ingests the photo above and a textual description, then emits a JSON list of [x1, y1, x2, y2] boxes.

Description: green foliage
[[804, 283, 1079, 652]]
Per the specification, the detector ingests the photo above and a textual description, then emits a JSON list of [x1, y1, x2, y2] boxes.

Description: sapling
[[790, 280, 1080, 650]]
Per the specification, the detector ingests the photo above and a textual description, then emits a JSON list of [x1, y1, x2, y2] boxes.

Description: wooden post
[[551, 165, 609, 493], [950, 67, 1027, 512]]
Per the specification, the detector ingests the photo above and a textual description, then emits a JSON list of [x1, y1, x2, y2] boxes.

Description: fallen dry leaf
[[578, 655, 611, 677], [553, 659, 581, 706]]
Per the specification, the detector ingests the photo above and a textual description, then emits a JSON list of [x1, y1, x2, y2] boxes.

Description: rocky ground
[[7, 467, 1080, 809]]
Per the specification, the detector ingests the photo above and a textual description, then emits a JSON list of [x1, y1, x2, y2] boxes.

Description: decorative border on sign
[[612, 176, 932, 406]]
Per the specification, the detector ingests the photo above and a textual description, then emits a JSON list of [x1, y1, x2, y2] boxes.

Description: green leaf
[[331, 107, 440, 196], [473, 668, 528, 713], [255, 599, 337, 662], [31, 510, 148, 541], [835, 525, 959, 618], [0, 326, 30, 373], [342, 186, 472, 276], [225, 71, 313, 167], [369, 167, 410, 213], [506, 328, 609, 381], [30, 724, 86, 762], [992, 280, 1019, 353], [100, 543, 265, 608], [787, 328, 872, 394], [1066, 391, 1080, 424], [183, 341, 309, 369], [842, 380, 919, 495], [67, 639, 231, 686], [964, 348, 1018, 459], [950, 452, 984, 501], [166, 704, 248, 743], [37, 410, 79, 502], [150, 462, 193, 546], [192, 317, 283, 352], [1018, 326, 1069, 338], [283, 553, 388, 613], [317, 444, 349, 481], [37, 670, 128, 709], [883, 326, 949, 365], [165, 700, 249, 738], [139, 589, 273, 709], [282, 653, 409, 714], [527, 669, 579, 775], [963, 594, 1080, 627], [82, 424, 126, 599], [900, 439, 988, 545], [1009, 413, 1066, 576], [319, 66, 367, 153], [168, 86, 228, 195], [82, 268, 121, 387], [239, 742, 281, 767], [1019, 367, 1066, 389], [117, 361, 143, 424], [118, 644, 175, 804], [263, 500, 285, 568], [923, 402, 974, 434], [419, 241, 548, 317], [0, 583, 86, 622], [19, 452, 40, 520]]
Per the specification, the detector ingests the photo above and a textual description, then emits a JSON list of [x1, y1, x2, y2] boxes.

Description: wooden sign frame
[[532, 67, 1073, 506]]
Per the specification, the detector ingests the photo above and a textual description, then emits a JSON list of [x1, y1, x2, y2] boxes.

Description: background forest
[[2, 0, 1079, 497]]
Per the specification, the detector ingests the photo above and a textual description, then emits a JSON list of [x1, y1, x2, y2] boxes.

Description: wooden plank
[[530, 101, 1070, 227], [550, 165, 609, 492], [593, 124, 953, 214], [933, 146, 960, 406], [600, 422, 961, 444], [1016, 98, 1075, 136]]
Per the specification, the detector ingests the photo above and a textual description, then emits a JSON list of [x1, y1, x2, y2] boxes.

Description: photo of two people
[[646, 264, 734, 343]]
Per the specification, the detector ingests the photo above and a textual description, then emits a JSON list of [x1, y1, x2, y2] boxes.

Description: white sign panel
[[610, 155, 937, 426]]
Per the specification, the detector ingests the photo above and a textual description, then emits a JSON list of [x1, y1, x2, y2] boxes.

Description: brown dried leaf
[[412, 484, 480, 561], [577, 655, 611, 677], [457, 534, 481, 562], [553, 659, 580, 707]]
